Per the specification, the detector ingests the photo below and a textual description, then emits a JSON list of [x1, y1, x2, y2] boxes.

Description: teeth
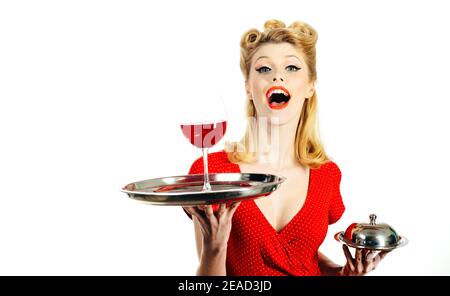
[[268, 88, 289, 97]]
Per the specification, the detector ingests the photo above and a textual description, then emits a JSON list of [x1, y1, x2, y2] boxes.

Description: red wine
[[180, 121, 227, 148]]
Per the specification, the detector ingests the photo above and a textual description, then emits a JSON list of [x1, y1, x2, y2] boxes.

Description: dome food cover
[[334, 214, 408, 250]]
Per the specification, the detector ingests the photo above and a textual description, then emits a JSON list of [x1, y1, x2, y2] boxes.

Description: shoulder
[[322, 160, 345, 224], [189, 150, 239, 174], [314, 160, 342, 180]]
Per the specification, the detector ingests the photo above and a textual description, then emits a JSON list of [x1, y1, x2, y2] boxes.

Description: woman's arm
[[193, 216, 227, 276], [318, 251, 342, 276], [184, 203, 241, 276]]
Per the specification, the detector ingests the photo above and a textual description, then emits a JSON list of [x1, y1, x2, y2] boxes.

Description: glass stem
[[202, 147, 211, 191]]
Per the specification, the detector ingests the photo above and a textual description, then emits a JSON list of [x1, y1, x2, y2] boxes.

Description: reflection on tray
[[153, 182, 254, 193]]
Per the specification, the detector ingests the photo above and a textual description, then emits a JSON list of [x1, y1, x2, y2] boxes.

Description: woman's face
[[246, 42, 314, 126]]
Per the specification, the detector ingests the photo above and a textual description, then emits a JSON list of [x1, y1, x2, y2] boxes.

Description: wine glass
[[179, 93, 228, 192]]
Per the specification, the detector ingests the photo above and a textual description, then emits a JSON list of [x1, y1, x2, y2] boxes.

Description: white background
[[1, 0, 449, 275]]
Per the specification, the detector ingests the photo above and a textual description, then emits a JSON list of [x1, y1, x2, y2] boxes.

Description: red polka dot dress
[[183, 150, 345, 276]]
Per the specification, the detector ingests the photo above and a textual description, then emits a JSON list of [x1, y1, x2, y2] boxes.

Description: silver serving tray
[[334, 232, 408, 251], [121, 173, 286, 206]]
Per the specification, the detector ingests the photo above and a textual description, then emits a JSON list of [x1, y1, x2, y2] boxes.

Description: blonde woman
[[183, 20, 388, 276]]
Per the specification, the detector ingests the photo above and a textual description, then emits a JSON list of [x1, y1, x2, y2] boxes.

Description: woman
[[183, 20, 388, 276]]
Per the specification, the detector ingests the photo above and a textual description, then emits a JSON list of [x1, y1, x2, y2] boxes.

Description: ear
[[245, 81, 252, 100], [306, 81, 315, 99]]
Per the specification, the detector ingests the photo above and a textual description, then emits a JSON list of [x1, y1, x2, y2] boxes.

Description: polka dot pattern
[[183, 150, 345, 276]]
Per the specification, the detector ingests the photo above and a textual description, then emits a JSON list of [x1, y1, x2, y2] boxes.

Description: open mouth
[[265, 86, 291, 110]]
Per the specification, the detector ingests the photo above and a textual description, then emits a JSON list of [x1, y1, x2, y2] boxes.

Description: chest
[[239, 163, 310, 233]]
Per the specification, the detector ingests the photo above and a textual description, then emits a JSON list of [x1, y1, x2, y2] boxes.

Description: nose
[[272, 76, 284, 82]]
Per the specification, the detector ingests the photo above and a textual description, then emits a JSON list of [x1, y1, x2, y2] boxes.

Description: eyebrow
[[255, 56, 270, 63], [285, 55, 302, 63], [254, 55, 302, 63]]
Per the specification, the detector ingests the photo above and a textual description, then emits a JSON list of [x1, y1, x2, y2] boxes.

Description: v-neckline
[[237, 163, 314, 236]]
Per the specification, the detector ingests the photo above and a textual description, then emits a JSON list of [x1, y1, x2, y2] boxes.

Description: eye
[[286, 65, 301, 72], [256, 66, 271, 73]]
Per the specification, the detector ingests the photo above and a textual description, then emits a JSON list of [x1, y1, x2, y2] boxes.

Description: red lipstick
[[265, 86, 291, 110]]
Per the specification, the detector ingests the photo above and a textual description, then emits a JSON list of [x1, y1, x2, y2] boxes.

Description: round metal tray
[[121, 173, 286, 206], [334, 231, 408, 251]]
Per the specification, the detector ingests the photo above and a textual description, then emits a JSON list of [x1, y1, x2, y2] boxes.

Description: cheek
[[248, 74, 270, 94], [252, 79, 269, 97], [293, 78, 310, 97]]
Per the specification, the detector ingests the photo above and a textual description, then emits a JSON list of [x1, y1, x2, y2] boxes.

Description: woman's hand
[[183, 202, 241, 252], [338, 245, 389, 276]]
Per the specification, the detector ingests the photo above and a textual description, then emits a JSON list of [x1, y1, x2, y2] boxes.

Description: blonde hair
[[225, 19, 329, 169]]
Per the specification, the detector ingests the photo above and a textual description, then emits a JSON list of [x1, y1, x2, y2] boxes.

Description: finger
[[355, 249, 364, 274], [342, 245, 355, 271], [366, 251, 375, 262], [204, 204, 215, 218], [363, 250, 375, 273], [363, 261, 372, 274], [182, 206, 196, 216], [373, 254, 381, 270], [186, 207, 209, 230], [374, 250, 381, 257], [362, 249, 370, 261], [192, 215, 209, 235], [227, 201, 241, 217], [379, 251, 389, 260], [185, 205, 201, 215], [185, 206, 205, 221], [217, 203, 226, 217], [365, 250, 377, 262], [229, 201, 241, 210]]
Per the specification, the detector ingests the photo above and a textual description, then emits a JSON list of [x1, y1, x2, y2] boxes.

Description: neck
[[254, 113, 301, 169]]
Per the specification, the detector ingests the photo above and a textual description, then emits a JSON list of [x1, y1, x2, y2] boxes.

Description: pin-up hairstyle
[[226, 20, 329, 168]]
